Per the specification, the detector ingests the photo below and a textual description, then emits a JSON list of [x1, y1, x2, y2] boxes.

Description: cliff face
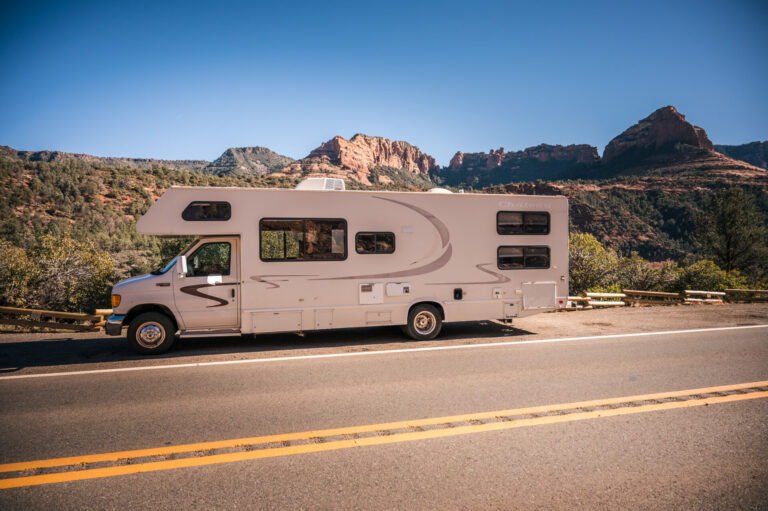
[[438, 144, 599, 186], [715, 141, 768, 170], [603, 106, 714, 163], [203, 147, 295, 176], [307, 134, 438, 175], [272, 134, 438, 186]]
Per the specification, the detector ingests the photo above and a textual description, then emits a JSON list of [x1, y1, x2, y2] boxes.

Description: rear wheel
[[405, 304, 442, 340], [127, 312, 175, 355]]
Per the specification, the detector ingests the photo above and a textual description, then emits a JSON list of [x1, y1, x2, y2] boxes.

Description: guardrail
[[564, 288, 768, 309], [724, 289, 768, 303], [0, 306, 112, 332]]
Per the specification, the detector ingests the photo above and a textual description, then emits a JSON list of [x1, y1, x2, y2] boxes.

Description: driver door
[[173, 237, 240, 330]]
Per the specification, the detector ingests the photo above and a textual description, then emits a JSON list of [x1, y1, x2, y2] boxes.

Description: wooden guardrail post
[[0, 306, 110, 332]]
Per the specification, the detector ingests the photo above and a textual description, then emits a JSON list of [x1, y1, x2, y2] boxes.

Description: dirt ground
[[0, 303, 766, 376]]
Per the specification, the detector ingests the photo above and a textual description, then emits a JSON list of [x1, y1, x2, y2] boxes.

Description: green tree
[[568, 233, 619, 295], [694, 188, 768, 275]]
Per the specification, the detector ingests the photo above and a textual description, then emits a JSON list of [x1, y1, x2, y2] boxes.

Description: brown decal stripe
[[373, 196, 450, 248], [316, 196, 453, 281], [179, 284, 230, 308], [250, 275, 318, 289], [427, 263, 510, 285], [316, 244, 452, 281]]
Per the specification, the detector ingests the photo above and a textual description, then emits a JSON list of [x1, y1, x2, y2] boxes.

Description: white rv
[[106, 178, 568, 354]]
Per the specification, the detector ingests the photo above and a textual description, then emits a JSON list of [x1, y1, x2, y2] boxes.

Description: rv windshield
[[150, 238, 199, 275]]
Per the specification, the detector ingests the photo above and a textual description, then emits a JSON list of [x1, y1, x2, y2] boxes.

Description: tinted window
[[187, 242, 231, 277], [182, 202, 231, 221], [261, 219, 347, 261], [497, 211, 550, 234], [498, 246, 550, 269], [356, 232, 395, 254]]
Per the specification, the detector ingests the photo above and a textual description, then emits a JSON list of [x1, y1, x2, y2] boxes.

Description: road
[[0, 308, 767, 509]]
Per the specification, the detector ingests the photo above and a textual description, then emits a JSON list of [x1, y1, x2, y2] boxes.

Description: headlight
[[111, 294, 121, 307]]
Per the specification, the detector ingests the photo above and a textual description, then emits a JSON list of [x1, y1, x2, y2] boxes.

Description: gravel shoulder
[[0, 303, 766, 376]]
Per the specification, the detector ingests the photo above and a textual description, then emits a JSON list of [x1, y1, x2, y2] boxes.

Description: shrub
[[672, 259, 747, 292], [3, 236, 116, 312], [0, 241, 32, 307], [568, 233, 618, 295]]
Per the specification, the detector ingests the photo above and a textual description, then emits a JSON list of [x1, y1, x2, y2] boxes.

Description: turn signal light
[[111, 294, 121, 307]]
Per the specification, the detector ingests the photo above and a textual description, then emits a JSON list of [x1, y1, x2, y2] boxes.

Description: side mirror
[[178, 255, 188, 278]]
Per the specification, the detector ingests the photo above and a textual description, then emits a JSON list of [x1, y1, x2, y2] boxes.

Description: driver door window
[[187, 242, 231, 277]]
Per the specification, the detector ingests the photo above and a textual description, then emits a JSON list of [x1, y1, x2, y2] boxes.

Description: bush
[[0, 236, 115, 313], [0, 241, 32, 306], [568, 233, 618, 295], [672, 259, 747, 292], [616, 252, 662, 291]]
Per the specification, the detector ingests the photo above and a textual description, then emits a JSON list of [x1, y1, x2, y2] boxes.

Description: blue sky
[[1, 0, 766, 165]]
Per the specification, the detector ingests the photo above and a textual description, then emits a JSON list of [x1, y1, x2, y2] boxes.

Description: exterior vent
[[428, 187, 453, 194], [295, 177, 346, 191]]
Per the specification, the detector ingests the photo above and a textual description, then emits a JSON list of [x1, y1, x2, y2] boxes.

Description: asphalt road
[[0, 316, 767, 509]]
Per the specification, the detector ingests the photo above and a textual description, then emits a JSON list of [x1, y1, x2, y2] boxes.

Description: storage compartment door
[[522, 282, 557, 310], [251, 311, 303, 333]]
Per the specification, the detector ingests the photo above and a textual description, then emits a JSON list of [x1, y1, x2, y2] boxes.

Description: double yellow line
[[2, 381, 766, 490]]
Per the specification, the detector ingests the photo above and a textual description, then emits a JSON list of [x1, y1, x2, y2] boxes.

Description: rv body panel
[[116, 186, 568, 338]]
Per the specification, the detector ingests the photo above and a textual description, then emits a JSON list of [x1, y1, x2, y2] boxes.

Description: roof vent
[[295, 177, 346, 191], [428, 187, 453, 194]]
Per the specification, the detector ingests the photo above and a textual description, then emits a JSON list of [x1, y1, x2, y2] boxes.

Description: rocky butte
[[602, 105, 714, 163], [203, 146, 295, 176]]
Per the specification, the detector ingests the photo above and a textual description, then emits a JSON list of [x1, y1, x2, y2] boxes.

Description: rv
[[106, 178, 568, 354]]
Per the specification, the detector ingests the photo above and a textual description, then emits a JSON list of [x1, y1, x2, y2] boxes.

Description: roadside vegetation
[[0, 155, 766, 313]]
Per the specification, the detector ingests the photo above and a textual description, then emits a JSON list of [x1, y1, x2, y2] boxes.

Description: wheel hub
[[414, 311, 436, 335], [138, 323, 164, 347]]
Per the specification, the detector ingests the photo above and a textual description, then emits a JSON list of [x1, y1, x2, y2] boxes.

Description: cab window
[[187, 242, 231, 277]]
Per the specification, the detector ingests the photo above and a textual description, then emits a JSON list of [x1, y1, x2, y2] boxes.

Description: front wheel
[[127, 312, 176, 355], [405, 304, 442, 340]]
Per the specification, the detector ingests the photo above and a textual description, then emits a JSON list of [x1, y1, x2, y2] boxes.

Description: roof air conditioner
[[295, 177, 346, 191]]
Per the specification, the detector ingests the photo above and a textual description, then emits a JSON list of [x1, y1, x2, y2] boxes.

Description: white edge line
[[1, 324, 766, 381]]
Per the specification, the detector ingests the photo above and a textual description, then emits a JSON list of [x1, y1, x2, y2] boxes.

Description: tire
[[405, 304, 442, 340], [127, 312, 176, 355]]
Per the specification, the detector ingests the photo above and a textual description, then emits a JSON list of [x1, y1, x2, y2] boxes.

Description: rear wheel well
[[124, 304, 178, 333], [408, 301, 444, 321]]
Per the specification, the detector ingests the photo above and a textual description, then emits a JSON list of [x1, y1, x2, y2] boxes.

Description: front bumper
[[105, 315, 126, 336]]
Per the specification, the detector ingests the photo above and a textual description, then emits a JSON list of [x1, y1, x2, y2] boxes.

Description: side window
[[182, 201, 231, 221], [260, 219, 347, 261], [498, 246, 550, 269], [356, 232, 395, 254], [187, 242, 231, 277], [497, 211, 550, 234]]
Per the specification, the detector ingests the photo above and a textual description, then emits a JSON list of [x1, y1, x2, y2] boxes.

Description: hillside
[[0, 145, 208, 172], [1, 104, 767, 278], [715, 141, 768, 170], [0, 157, 298, 279]]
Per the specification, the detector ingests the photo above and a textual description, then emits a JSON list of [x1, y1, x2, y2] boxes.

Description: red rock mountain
[[436, 144, 600, 187], [275, 134, 438, 186], [308, 134, 437, 174], [603, 106, 714, 163]]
